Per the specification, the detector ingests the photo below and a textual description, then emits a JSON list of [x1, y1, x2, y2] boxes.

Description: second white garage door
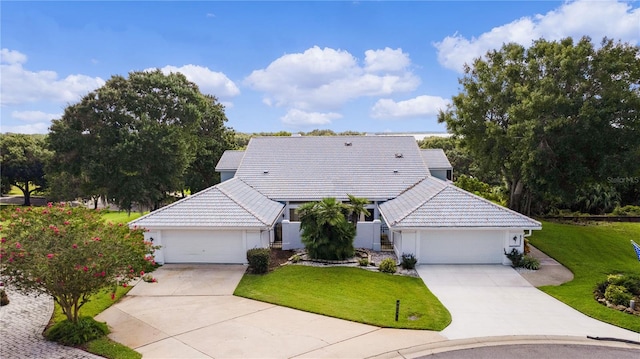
[[419, 230, 505, 264], [162, 230, 246, 264]]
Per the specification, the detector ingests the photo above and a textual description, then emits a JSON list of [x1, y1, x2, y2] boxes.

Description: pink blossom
[[63, 221, 70, 225], [93, 237, 100, 241], [47, 253, 54, 259], [83, 266, 88, 272], [122, 283, 128, 288], [1, 238, 6, 243], [72, 244, 78, 249], [15, 242, 21, 249], [140, 271, 145, 276], [110, 293, 116, 300], [15, 207, 21, 212], [101, 271, 106, 277], [47, 202, 53, 208]]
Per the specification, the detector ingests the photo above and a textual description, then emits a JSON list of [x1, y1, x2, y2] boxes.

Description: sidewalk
[[0, 288, 103, 359]]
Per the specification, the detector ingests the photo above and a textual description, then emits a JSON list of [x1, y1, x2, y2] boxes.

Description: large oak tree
[[0, 133, 52, 206], [48, 70, 234, 211], [439, 37, 640, 215]]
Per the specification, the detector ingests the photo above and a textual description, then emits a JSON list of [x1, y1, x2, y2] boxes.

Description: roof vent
[[263, 170, 269, 174], [395, 153, 403, 158], [344, 142, 352, 146], [393, 170, 399, 174]]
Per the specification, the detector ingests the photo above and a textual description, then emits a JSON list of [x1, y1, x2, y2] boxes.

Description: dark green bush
[[504, 248, 524, 267], [401, 253, 417, 269], [521, 255, 540, 270], [607, 274, 640, 295], [45, 317, 108, 345], [358, 258, 369, 266], [378, 258, 397, 273], [247, 248, 271, 274], [604, 285, 633, 306]]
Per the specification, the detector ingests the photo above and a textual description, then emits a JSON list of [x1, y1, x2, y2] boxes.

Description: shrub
[[45, 316, 108, 345], [358, 258, 369, 266], [290, 254, 301, 263], [607, 274, 640, 295], [604, 285, 633, 306], [504, 248, 524, 267], [401, 253, 417, 269], [247, 248, 270, 274], [378, 258, 397, 273], [521, 255, 540, 270], [0, 289, 8, 306], [612, 205, 640, 216]]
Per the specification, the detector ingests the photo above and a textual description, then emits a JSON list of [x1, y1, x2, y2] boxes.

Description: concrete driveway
[[96, 264, 445, 358], [417, 265, 640, 341]]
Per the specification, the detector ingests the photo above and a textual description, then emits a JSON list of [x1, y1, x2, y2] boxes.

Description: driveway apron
[[417, 265, 640, 341], [96, 264, 445, 358]]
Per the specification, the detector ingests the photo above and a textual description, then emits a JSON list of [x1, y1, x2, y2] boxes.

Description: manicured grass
[[101, 211, 145, 224], [49, 287, 141, 359], [529, 221, 640, 333], [234, 265, 451, 330]]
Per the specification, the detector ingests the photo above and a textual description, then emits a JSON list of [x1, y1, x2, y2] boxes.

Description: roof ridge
[[390, 177, 448, 226], [217, 178, 275, 226], [446, 184, 541, 226], [128, 184, 219, 225]]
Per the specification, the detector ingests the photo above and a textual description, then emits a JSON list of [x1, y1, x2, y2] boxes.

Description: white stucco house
[[130, 135, 540, 265]]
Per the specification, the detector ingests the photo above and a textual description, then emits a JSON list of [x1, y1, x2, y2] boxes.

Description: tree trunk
[[508, 178, 523, 213], [22, 182, 31, 206]]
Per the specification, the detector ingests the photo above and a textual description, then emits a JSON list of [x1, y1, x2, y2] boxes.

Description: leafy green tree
[[0, 204, 156, 323], [48, 70, 234, 211], [0, 134, 52, 206], [298, 196, 368, 260], [454, 175, 507, 206], [439, 37, 640, 215]]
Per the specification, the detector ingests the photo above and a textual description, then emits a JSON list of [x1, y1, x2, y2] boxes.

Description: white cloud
[[371, 96, 450, 119], [0, 122, 50, 134], [153, 64, 240, 98], [364, 47, 411, 73], [1, 48, 27, 64], [281, 109, 342, 127], [245, 46, 419, 111], [0, 48, 105, 106], [435, 0, 640, 72], [11, 110, 62, 122]]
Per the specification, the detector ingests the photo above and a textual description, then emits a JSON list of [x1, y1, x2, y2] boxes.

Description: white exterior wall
[[416, 229, 520, 265]]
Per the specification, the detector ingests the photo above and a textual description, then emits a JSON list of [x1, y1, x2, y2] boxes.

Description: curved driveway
[[416, 265, 640, 341]]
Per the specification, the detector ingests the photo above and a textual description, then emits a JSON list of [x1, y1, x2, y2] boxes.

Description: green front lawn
[[101, 211, 145, 224], [529, 221, 640, 332], [234, 265, 451, 330]]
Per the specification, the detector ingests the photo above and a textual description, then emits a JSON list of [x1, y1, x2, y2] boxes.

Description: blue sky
[[1, 1, 639, 134]]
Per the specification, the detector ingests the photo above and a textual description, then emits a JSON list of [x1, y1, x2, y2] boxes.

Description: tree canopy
[[439, 37, 640, 215], [0, 134, 52, 206], [47, 70, 234, 211]]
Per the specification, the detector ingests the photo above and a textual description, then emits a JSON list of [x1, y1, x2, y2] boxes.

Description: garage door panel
[[420, 231, 504, 264], [162, 230, 245, 264]]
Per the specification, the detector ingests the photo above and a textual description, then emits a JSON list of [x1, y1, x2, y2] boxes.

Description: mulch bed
[[269, 249, 295, 271]]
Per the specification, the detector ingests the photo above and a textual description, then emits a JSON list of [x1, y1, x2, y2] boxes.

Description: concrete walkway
[[0, 288, 103, 359]]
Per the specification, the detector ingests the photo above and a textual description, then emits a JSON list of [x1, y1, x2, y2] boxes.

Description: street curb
[[368, 335, 640, 358]]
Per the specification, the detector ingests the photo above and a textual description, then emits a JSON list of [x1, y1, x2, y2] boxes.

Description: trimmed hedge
[[247, 248, 271, 274]]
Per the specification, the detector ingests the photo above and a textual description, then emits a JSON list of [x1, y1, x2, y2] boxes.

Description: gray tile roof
[[215, 150, 245, 171], [234, 136, 430, 201], [129, 178, 284, 228], [379, 177, 541, 229], [421, 149, 452, 169]]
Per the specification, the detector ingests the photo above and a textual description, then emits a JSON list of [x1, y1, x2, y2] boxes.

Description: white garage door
[[419, 230, 505, 264], [162, 230, 246, 263]]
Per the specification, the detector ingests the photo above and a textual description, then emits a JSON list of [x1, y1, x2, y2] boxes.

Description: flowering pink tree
[[0, 204, 156, 323]]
